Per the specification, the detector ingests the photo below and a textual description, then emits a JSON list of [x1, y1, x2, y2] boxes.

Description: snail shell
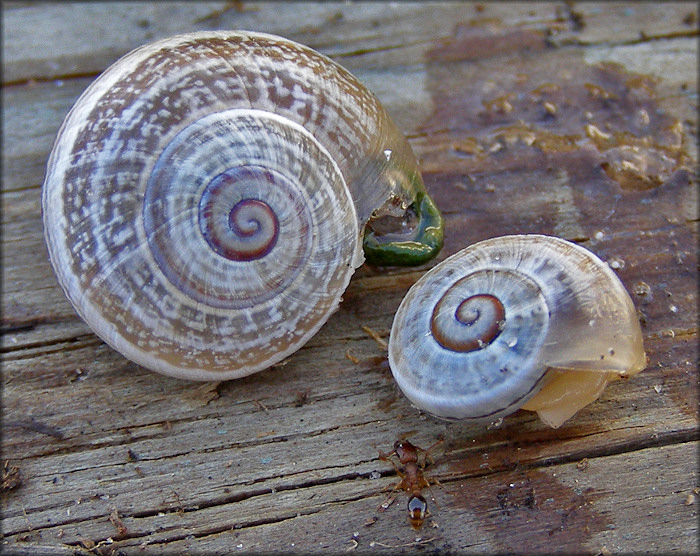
[[42, 31, 443, 381], [388, 235, 646, 428]]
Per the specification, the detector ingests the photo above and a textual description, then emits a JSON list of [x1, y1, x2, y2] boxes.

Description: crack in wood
[[436, 430, 700, 484], [2, 70, 102, 89], [0, 334, 98, 354], [5, 469, 384, 543]]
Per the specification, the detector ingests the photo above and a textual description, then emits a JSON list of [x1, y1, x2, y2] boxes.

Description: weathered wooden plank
[[3, 435, 697, 553], [4, 2, 697, 85], [1, 319, 696, 547], [4, 42, 695, 196], [1, 2, 569, 84], [3, 28, 697, 196], [1, 2, 697, 554], [3, 38, 697, 322], [554, 2, 699, 45]]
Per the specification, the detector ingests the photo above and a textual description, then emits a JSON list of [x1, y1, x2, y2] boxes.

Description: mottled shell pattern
[[389, 235, 646, 428], [42, 31, 443, 381]]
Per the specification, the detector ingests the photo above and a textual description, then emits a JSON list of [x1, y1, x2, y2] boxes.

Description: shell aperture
[[42, 31, 443, 380], [363, 185, 444, 267], [388, 235, 646, 428]]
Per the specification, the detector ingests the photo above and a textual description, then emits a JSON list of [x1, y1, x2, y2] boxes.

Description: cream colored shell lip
[[388, 234, 647, 428], [42, 31, 442, 381]]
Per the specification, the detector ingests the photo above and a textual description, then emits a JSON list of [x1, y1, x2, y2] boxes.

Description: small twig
[[109, 507, 128, 537], [21, 503, 33, 531], [345, 348, 360, 364], [361, 325, 388, 351], [166, 489, 186, 515]]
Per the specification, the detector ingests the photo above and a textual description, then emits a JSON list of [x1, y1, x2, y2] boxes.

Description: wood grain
[[2, 2, 698, 554]]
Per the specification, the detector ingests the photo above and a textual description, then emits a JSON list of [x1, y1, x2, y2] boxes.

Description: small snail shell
[[42, 31, 443, 381], [388, 235, 646, 428]]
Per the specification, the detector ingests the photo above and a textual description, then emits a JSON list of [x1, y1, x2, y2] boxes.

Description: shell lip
[[363, 189, 444, 266]]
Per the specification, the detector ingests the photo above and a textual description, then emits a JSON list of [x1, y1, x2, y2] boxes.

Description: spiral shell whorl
[[390, 262, 552, 422], [44, 32, 395, 380], [389, 235, 646, 424]]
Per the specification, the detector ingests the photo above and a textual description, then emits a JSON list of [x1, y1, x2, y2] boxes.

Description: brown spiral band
[[198, 166, 281, 262], [431, 293, 506, 352]]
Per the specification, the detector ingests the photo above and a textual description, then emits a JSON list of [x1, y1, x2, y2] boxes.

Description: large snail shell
[[388, 235, 646, 428], [42, 31, 443, 381]]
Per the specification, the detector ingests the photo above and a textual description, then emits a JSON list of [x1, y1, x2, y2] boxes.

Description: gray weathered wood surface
[[2, 2, 698, 554]]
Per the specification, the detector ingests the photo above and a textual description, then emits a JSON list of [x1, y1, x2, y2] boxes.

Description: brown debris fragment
[[78, 538, 96, 550], [2, 460, 22, 492], [543, 101, 558, 115], [169, 489, 186, 515], [194, 0, 254, 23], [453, 137, 481, 155], [109, 507, 129, 537], [294, 390, 309, 407], [584, 83, 614, 100], [182, 381, 221, 406], [484, 94, 515, 114]]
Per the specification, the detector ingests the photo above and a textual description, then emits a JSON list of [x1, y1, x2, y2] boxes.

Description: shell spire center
[[198, 168, 281, 262], [432, 293, 506, 352]]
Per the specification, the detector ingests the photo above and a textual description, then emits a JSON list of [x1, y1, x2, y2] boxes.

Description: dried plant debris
[[2, 461, 23, 492]]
